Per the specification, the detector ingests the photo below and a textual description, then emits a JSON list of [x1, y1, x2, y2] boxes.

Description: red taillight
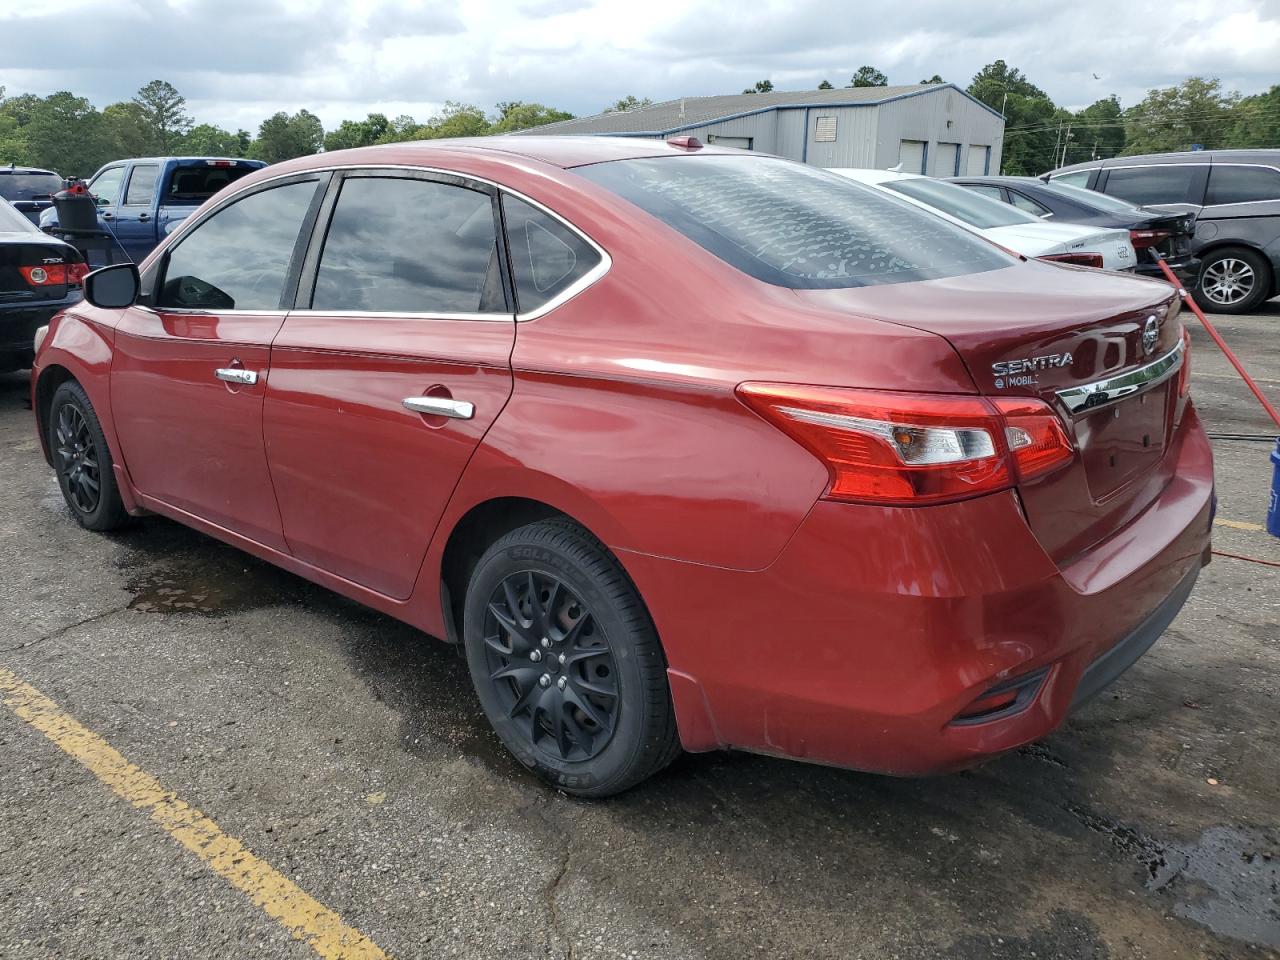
[[1038, 252, 1105, 269], [736, 384, 1074, 505], [1179, 326, 1191, 398], [67, 262, 89, 286], [19, 264, 68, 286], [1129, 229, 1169, 250]]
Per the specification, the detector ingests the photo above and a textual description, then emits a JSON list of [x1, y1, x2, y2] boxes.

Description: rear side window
[[1205, 165, 1280, 205], [164, 164, 258, 205], [158, 180, 318, 311], [885, 177, 1039, 228], [311, 176, 503, 314], [123, 164, 159, 206], [1008, 191, 1051, 217], [502, 194, 602, 314], [1048, 170, 1093, 188], [1103, 166, 1202, 206], [576, 156, 1011, 289], [0, 173, 62, 201], [965, 184, 1005, 201]]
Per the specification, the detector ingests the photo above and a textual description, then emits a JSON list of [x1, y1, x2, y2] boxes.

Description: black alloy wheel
[[48, 380, 132, 531], [55, 401, 101, 515], [463, 519, 680, 796]]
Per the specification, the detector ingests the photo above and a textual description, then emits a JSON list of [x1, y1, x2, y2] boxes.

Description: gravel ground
[[1, 302, 1277, 960]]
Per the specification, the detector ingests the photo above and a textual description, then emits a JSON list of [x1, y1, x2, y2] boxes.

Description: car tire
[[1197, 247, 1272, 314], [462, 519, 680, 797], [48, 380, 133, 532]]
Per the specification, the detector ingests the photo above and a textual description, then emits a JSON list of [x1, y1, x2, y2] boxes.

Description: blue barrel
[[1269, 438, 1280, 538]]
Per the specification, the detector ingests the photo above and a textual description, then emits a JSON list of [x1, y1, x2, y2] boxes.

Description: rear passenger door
[[263, 170, 515, 599]]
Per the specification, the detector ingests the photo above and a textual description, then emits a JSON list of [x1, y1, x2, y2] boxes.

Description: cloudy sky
[[2, 0, 1278, 131]]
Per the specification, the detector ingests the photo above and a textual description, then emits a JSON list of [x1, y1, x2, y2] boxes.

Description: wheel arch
[[34, 363, 77, 466]]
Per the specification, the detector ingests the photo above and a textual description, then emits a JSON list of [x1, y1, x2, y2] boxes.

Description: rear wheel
[[462, 519, 679, 797], [1197, 247, 1271, 314], [48, 380, 132, 531]]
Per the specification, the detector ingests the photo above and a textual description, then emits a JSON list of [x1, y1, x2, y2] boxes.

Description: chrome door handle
[[403, 396, 474, 419], [215, 367, 258, 385]]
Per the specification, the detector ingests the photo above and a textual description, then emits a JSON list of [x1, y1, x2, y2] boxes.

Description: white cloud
[[2, 0, 1276, 131]]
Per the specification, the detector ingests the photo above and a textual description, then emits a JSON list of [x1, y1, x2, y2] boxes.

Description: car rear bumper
[[1136, 256, 1200, 289], [624, 406, 1214, 776], [0, 293, 82, 361]]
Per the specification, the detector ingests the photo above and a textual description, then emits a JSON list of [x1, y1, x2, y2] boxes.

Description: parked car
[[948, 175, 1200, 288], [831, 168, 1136, 270], [0, 196, 84, 371], [0, 166, 64, 225], [33, 138, 1211, 796], [1044, 150, 1280, 313], [39, 157, 266, 263]]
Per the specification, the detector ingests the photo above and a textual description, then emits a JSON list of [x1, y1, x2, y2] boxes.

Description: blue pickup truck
[[40, 156, 266, 262]]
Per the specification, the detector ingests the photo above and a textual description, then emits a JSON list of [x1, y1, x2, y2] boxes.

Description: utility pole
[[1060, 123, 1073, 167]]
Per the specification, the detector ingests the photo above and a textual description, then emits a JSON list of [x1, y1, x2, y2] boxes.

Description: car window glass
[[0, 199, 40, 232], [966, 184, 1005, 201], [157, 180, 317, 311], [1205, 165, 1280, 205], [165, 164, 259, 205], [1103, 166, 1201, 205], [123, 164, 159, 206], [577, 156, 1013, 290], [1048, 170, 1092, 188], [89, 166, 125, 207], [884, 177, 1040, 228], [0, 173, 63, 201], [502, 195, 601, 313], [1040, 180, 1142, 213], [1008, 191, 1050, 216], [311, 177, 501, 314]]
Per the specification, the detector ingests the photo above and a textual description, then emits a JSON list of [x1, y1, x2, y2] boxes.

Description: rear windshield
[[575, 155, 1012, 289], [0, 172, 62, 202], [164, 164, 258, 205], [1039, 180, 1143, 213], [884, 177, 1039, 228], [0, 199, 40, 233]]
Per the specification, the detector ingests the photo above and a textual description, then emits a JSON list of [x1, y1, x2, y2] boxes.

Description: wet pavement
[[1, 305, 1278, 959]]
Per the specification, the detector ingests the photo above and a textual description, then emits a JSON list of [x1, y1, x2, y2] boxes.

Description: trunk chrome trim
[[1056, 339, 1185, 415]]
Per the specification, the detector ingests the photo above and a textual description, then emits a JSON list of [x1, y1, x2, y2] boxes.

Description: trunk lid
[[796, 262, 1187, 564], [0, 239, 73, 304]]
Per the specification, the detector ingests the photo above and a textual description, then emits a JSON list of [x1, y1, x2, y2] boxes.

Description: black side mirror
[[84, 263, 140, 309]]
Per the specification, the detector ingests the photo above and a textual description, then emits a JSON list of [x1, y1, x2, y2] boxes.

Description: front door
[[112, 162, 160, 263], [264, 171, 515, 599], [111, 176, 324, 551]]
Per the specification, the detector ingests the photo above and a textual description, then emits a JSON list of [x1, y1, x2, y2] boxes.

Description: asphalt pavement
[[1, 302, 1277, 960]]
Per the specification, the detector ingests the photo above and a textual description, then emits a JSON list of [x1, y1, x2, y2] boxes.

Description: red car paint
[[32, 137, 1213, 777]]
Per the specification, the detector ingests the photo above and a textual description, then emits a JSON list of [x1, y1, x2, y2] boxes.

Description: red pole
[[1156, 256, 1280, 430]]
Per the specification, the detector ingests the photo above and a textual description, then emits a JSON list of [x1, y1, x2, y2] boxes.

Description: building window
[[706, 135, 753, 150], [814, 116, 837, 142]]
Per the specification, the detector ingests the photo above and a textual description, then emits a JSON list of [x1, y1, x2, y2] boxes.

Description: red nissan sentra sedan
[[31, 136, 1213, 796]]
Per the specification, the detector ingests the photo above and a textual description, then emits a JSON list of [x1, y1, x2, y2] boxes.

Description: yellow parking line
[[1215, 518, 1266, 533], [0, 668, 389, 960]]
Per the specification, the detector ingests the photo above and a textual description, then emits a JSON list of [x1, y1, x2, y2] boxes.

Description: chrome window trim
[[1056, 339, 1185, 416], [166, 162, 612, 322], [286, 309, 511, 322]]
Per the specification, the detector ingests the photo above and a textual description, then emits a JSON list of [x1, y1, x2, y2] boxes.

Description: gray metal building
[[518, 84, 1005, 175]]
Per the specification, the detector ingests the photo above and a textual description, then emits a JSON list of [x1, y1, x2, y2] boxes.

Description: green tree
[[250, 110, 323, 163], [1124, 77, 1238, 154], [430, 102, 491, 138], [19, 92, 112, 175], [1226, 84, 1280, 148], [375, 115, 429, 144], [605, 95, 653, 113], [742, 80, 774, 94], [0, 87, 31, 165], [1063, 95, 1125, 163], [184, 123, 250, 156], [919, 74, 944, 85], [490, 101, 574, 132], [817, 79, 834, 90], [102, 101, 154, 157], [132, 80, 193, 153], [969, 60, 1058, 175], [323, 113, 391, 152], [849, 66, 887, 87]]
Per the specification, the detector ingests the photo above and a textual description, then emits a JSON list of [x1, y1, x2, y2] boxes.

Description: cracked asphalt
[[1, 303, 1278, 960]]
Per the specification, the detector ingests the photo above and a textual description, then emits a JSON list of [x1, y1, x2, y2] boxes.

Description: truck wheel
[[1197, 247, 1271, 314], [462, 519, 680, 797]]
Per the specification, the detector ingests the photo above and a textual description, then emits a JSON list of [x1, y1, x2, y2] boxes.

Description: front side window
[[1103, 165, 1202, 206], [575, 156, 1012, 290], [157, 180, 318, 311], [124, 164, 159, 207], [1205, 165, 1280, 205], [502, 195, 602, 314], [884, 176, 1040, 229], [311, 176, 502, 314], [89, 166, 125, 207]]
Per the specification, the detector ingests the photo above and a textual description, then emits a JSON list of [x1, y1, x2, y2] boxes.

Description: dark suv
[[1044, 150, 1280, 313]]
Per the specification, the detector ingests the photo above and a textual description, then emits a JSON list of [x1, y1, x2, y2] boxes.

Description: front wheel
[[462, 519, 679, 797], [1197, 247, 1272, 314], [48, 380, 132, 531]]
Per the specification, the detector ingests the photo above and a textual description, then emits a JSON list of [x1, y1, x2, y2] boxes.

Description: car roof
[[0, 166, 59, 176], [950, 175, 1041, 185], [1049, 148, 1280, 175]]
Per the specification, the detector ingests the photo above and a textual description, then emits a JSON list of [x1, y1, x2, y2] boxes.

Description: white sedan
[[830, 168, 1136, 271]]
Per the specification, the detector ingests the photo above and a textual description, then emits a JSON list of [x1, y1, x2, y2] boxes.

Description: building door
[[935, 143, 961, 177], [965, 145, 990, 175], [898, 141, 927, 175]]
